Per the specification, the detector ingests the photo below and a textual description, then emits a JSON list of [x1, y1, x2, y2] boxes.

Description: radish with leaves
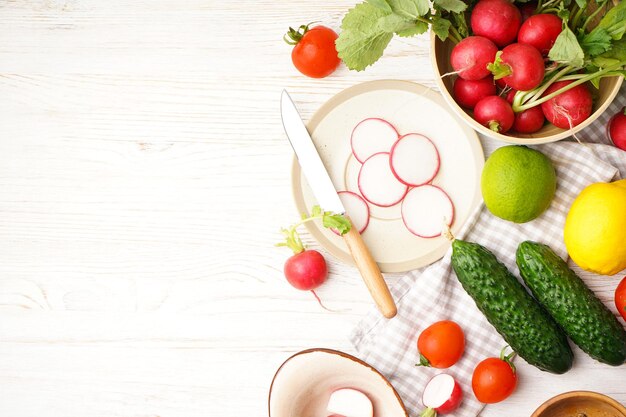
[[451, 36, 499, 81], [513, 106, 545, 133], [277, 206, 350, 304], [471, 0, 522, 47], [488, 43, 545, 91], [453, 76, 497, 109], [420, 373, 463, 416], [540, 81, 593, 129], [474, 96, 515, 133]]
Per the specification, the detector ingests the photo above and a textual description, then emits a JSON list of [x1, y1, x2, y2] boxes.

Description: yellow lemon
[[564, 179, 626, 276]]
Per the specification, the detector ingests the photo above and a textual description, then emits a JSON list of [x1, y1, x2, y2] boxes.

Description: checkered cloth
[[350, 85, 626, 417]]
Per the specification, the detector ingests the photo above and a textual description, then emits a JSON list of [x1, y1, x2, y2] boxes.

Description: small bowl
[[430, 33, 623, 144], [268, 348, 408, 417], [531, 391, 626, 417]]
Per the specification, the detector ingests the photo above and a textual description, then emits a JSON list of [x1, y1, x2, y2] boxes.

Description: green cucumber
[[451, 239, 573, 374], [517, 241, 626, 366]]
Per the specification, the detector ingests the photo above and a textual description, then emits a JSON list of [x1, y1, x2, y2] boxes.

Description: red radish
[[474, 96, 515, 133], [471, 0, 521, 47], [540, 81, 593, 129], [450, 36, 498, 81], [505, 89, 517, 104], [608, 107, 626, 151], [453, 76, 497, 109], [390, 133, 440, 186], [401, 185, 454, 238], [421, 373, 463, 416], [496, 77, 509, 90], [335, 191, 370, 234], [519, 2, 537, 21], [518, 14, 563, 56], [284, 250, 327, 290], [488, 43, 545, 91], [513, 106, 545, 133], [327, 388, 373, 417], [351, 118, 399, 163], [358, 152, 409, 207]]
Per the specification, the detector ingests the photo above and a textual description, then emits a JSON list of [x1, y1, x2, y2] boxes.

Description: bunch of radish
[[450, 0, 594, 135], [343, 118, 455, 238]]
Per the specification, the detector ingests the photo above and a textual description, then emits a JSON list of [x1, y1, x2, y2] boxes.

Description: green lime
[[481, 145, 557, 223]]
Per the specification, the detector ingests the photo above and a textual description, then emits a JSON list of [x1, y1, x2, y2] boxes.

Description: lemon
[[564, 179, 626, 276], [481, 146, 557, 223]]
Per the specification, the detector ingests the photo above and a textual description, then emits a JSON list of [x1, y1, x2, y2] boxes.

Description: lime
[[481, 145, 556, 223]]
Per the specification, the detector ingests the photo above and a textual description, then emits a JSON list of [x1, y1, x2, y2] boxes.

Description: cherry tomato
[[417, 320, 465, 368], [472, 349, 517, 403], [284, 249, 328, 290], [284, 23, 341, 78], [615, 276, 626, 322]]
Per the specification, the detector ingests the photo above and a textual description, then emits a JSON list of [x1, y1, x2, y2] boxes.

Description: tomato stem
[[416, 354, 432, 367], [283, 22, 319, 45]]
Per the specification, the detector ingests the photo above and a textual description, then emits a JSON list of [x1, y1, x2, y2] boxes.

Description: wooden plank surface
[[0, 1, 623, 417]]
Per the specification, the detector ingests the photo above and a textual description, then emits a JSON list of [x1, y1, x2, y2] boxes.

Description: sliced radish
[[327, 388, 373, 417], [351, 118, 399, 163], [358, 152, 409, 207], [422, 373, 463, 415], [390, 133, 440, 186], [401, 185, 454, 238], [333, 191, 370, 235]]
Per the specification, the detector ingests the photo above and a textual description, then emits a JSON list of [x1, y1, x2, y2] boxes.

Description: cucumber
[[451, 239, 573, 374], [517, 241, 626, 366]]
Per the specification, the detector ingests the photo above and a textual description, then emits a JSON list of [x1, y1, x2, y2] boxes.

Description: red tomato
[[417, 320, 465, 368], [472, 351, 517, 403], [284, 24, 340, 78], [615, 276, 626, 322]]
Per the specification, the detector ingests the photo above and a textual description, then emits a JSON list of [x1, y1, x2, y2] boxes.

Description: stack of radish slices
[[341, 118, 455, 238]]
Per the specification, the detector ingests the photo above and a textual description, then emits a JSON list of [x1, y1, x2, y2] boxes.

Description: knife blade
[[280, 90, 345, 215], [280, 90, 397, 319]]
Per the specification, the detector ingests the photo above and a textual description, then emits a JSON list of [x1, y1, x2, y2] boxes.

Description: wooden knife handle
[[342, 219, 397, 318]]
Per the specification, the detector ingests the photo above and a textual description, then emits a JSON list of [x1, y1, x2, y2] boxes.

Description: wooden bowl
[[531, 391, 626, 417], [431, 33, 623, 144], [268, 348, 408, 417]]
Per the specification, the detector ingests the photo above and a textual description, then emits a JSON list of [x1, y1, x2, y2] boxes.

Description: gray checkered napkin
[[350, 86, 626, 417]]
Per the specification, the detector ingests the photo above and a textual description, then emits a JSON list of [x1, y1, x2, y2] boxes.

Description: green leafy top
[[276, 205, 351, 254], [336, 0, 467, 70]]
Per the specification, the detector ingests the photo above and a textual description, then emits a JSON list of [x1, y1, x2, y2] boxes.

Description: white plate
[[291, 80, 484, 273]]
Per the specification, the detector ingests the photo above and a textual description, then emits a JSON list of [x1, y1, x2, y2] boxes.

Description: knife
[[280, 90, 397, 319]]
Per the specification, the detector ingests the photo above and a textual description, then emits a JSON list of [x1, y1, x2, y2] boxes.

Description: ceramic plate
[[291, 80, 484, 273]]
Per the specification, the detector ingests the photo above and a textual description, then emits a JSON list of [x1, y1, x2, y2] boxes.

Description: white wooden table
[[0, 1, 623, 416]]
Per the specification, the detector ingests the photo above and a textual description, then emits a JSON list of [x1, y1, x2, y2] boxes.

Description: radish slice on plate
[[327, 388, 373, 417], [358, 152, 409, 207], [390, 133, 440, 186], [422, 373, 463, 415], [334, 191, 370, 235], [351, 118, 399, 163], [401, 185, 454, 238]]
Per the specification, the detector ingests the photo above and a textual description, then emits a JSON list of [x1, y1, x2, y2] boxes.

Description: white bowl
[[268, 348, 408, 417]]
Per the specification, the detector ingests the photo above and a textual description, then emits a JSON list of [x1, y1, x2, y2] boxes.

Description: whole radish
[[453, 76, 497, 109], [451, 36, 498, 81], [608, 107, 626, 151], [518, 14, 563, 55], [277, 205, 351, 302], [513, 106, 545, 133], [474, 96, 515, 133], [488, 43, 545, 91], [505, 89, 517, 104], [541, 81, 593, 129], [471, 0, 522, 47]]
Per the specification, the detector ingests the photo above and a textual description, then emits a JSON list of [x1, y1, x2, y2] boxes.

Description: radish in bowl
[[327, 388, 373, 417], [420, 373, 463, 416]]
